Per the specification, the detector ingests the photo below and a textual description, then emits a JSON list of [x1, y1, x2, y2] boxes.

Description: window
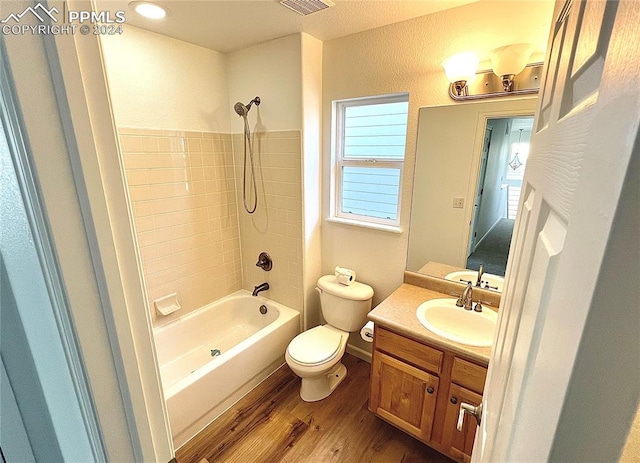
[[331, 93, 409, 230]]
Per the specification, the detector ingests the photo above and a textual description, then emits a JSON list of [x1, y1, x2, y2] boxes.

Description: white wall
[[323, 1, 553, 311], [101, 26, 230, 132], [226, 34, 306, 318], [227, 34, 302, 133], [301, 33, 324, 329]]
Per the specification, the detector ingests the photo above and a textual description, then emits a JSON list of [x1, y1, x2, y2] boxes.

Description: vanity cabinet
[[369, 326, 487, 463]]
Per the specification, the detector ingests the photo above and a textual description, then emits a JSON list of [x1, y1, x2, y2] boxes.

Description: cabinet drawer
[[451, 357, 487, 394], [375, 327, 443, 374]]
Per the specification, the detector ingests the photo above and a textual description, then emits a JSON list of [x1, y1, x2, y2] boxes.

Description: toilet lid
[[287, 326, 342, 366]]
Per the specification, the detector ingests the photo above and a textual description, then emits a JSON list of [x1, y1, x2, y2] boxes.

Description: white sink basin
[[416, 298, 498, 347], [445, 270, 505, 292]]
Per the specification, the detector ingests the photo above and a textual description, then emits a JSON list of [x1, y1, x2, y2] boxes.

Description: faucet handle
[[255, 252, 273, 271]]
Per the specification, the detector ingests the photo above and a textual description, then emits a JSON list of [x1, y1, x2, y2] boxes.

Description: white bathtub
[[154, 290, 300, 448]]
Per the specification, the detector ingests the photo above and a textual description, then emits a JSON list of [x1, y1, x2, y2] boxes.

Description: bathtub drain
[[210, 349, 221, 357]]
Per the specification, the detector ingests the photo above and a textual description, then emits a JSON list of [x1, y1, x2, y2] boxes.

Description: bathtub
[[154, 290, 300, 448]]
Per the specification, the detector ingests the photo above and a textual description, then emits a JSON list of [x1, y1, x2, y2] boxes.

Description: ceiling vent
[[279, 0, 334, 16]]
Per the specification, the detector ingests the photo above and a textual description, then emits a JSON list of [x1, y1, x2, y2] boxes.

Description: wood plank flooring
[[176, 354, 454, 463]]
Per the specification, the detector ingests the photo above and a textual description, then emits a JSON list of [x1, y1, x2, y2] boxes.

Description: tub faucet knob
[[256, 252, 273, 271]]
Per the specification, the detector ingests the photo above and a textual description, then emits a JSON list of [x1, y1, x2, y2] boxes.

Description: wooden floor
[[176, 354, 454, 463]]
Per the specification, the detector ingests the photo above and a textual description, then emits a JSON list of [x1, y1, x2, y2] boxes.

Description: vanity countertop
[[367, 283, 493, 365]]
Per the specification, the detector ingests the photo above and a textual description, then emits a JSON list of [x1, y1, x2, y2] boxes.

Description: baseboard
[[473, 216, 503, 252], [346, 344, 372, 363]]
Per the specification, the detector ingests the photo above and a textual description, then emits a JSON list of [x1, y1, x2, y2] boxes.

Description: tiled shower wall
[[119, 128, 303, 325], [119, 128, 242, 326], [233, 130, 304, 312]]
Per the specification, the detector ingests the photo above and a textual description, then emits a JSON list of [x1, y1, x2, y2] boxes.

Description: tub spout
[[252, 282, 269, 297]]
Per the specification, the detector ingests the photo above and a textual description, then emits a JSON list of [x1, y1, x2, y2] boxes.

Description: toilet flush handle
[[315, 287, 323, 295]]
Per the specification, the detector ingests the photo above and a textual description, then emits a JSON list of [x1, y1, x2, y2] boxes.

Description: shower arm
[[246, 96, 261, 111]]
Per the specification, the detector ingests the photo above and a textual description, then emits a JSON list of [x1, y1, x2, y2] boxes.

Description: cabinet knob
[[426, 386, 434, 394], [450, 397, 458, 404]]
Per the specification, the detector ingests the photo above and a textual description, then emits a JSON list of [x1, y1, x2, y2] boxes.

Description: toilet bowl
[[285, 325, 349, 402], [285, 275, 373, 402]]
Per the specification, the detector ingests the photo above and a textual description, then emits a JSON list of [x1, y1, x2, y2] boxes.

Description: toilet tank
[[317, 275, 374, 332]]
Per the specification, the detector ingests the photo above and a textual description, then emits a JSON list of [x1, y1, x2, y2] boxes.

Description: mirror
[[406, 98, 537, 292]]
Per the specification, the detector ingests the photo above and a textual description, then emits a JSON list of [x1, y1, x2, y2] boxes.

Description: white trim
[[325, 216, 403, 234], [346, 343, 372, 363], [472, 216, 504, 254], [48, 8, 173, 460]]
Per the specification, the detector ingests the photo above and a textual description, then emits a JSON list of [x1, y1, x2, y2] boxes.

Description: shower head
[[234, 96, 261, 117], [234, 102, 248, 117]]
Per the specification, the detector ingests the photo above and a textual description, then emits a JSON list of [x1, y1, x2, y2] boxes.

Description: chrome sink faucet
[[476, 264, 484, 287], [252, 282, 269, 297], [456, 282, 474, 311]]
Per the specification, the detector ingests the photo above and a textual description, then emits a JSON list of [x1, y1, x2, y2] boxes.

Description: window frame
[[330, 93, 409, 230]]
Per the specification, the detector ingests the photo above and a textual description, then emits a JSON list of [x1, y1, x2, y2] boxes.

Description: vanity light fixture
[[441, 52, 479, 97], [130, 1, 168, 19], [490, 43, 535, 92], [443, 43, 542, 101]]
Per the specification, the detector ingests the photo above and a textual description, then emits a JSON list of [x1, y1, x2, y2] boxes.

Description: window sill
[[325, 216, 403, 234]]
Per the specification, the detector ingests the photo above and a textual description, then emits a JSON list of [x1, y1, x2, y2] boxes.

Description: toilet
[[285, 275, 374, 402]]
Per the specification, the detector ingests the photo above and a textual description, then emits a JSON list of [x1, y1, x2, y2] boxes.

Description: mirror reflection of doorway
[[466, 116, 534, 276]]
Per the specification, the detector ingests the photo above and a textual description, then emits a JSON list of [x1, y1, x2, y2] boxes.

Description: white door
[[472, 0, 640, 461]]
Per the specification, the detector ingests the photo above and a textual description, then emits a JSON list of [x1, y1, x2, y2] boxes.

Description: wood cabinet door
[[442, 383, 482, 463], [370, 351, 439, 442]]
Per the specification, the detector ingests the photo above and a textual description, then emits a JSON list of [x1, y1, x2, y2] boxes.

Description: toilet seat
[[287, 326, 343, 366]]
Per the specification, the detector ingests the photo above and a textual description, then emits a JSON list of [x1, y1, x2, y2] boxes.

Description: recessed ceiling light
[[130, 1, 168, 19]]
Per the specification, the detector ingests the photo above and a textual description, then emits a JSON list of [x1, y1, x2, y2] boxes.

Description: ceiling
[[96, 0, 478, 53]]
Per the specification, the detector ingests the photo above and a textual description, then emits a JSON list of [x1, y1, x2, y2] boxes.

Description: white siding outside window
[[332, 94, 409, 230]]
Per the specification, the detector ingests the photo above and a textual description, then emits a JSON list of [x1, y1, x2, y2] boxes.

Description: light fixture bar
[[448, 63, 543, 101]]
